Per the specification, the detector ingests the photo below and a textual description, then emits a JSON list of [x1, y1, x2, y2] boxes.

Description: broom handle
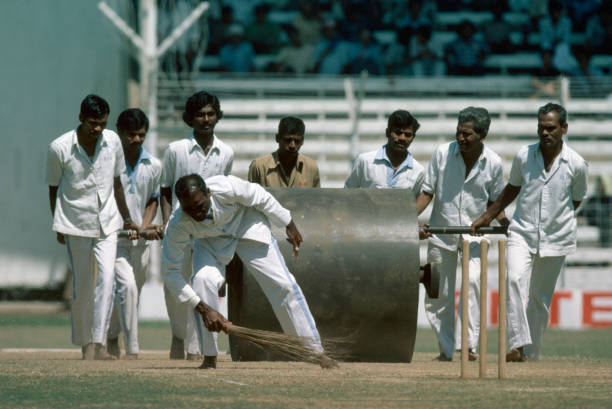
[[423, 226, 508, 235]]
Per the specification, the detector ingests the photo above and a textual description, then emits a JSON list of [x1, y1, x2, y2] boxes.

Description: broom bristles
[[226, 323, 351, 368]]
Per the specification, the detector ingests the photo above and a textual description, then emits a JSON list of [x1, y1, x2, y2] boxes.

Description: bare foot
[[94, 343, 118, 360]]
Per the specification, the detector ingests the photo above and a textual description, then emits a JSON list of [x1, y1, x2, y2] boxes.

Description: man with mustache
[[47, 95, 140, 360], [160, 91, 234, 360], [248, 116, 320, 188], [416, 106, 508, 362], [344, 109, 424, 195], [471, 103, 588, 362], [107, 108, 163, 359]]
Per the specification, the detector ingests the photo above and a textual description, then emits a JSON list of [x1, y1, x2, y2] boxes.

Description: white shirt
[[422, 141, 505, 251], [47, 129, 125, 237], [120, 148, 162, 246], [161, 175, 292, 308], [161, 134, 234, 210], [344, 145, 425, 197], [508, 142, 588, 256]]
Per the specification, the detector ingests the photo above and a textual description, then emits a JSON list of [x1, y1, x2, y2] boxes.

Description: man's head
[[78, 94, 110, 142], [456, 107, 490, 153], [175, 174, 211, 222], [385, 110, 420, 155], [276, 116, 305, 158], [117, 108, 149, 156], [183, 91, 223, 137], [537, 102, 567, 150]]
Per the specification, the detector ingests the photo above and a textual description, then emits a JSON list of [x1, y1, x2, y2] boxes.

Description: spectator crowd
[[158, 0, 612, 81]]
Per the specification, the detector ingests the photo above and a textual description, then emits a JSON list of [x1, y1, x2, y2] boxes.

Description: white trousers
[[425, 240, 482, 358], [164, 244, 193, 343], [107, 243, 150, 354], [506, 238, 565, 360], [187, 238, 323, 357], [65, 233, 117, 346]]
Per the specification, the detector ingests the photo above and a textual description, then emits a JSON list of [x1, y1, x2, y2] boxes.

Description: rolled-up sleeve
[[47, 144, 62, 186], [421, 149, 439, 195], [572, 160, 589, 201], [508, 152, 523, 187], [344, 157, 364, 188], [161, 216, 200, 309]]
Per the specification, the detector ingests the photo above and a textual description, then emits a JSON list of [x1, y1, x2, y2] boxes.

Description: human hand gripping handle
[[123, 219, 141, 240], [195, 301, 231, 333], [470, 214, 493, 237], [285, 220, 303, 259]]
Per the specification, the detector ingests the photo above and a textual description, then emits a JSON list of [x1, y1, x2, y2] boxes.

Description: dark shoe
[[107, 337, 121, 359], [506, 348, 527, 362], [94, 343, 118, 360], [186, 353, 203, 361], [170, 336, 185, 360], [433, 353, 452, 362], [468, 349, 478, 361], [199, 356, 217, 369], [82, 343, 95, 360]]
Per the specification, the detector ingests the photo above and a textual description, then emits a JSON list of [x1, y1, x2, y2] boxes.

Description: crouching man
[[161, 174, 327, 369]]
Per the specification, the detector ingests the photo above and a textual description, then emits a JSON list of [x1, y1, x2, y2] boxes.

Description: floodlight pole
[[98, 0, 209, 280], [98, 0, 209, 156]]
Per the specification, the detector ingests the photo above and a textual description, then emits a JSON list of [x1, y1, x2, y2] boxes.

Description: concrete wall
[[0, 0, 129, 288]]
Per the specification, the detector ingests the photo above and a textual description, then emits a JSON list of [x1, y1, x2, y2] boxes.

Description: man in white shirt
[[162, 174, 328, 369], [47, 95, 140, 360], [160, 91, 234, 360], [107, 109, 163, 359], [416, 107, 508, 362], [344, 110, 425, 197], [472, 103, 588, 362]]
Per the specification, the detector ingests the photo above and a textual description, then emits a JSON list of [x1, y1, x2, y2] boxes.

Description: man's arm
[[160, 187, 173, 227], [471, 183, 521, 234], [416, 191, 433, 240], [48, 185, 64, 244], [114, 176, 140, 236], [141, 197, 163, 240]]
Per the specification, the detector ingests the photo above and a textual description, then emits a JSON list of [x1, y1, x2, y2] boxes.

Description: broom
[[225, 323, 350, 369]]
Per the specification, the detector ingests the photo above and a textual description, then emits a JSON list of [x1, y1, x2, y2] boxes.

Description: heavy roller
[[224, 188, 439, 363]]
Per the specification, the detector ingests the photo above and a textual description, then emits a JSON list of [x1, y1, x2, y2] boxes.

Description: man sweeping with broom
[[161, 173, 335, 369]]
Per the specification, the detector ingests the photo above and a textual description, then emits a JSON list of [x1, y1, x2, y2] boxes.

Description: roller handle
[[423, 226, 508, 235], [118, 228, 160, 239]]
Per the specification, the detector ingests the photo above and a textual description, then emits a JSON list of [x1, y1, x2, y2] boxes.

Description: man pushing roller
[[161, 174, 329, 369]]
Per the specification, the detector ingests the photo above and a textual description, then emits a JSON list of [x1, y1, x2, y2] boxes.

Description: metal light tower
[[98, 0, 209, 156]]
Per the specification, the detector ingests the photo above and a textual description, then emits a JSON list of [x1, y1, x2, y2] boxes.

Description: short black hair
[[278, 116, 305, 136], [175, 174, 207, 202], [387, 110, 420, 132], [182, 91, 223, 126], [538, 102, 567, 125], [457, 106, 491, 137], [116, 108, 149, 132], [80, 94, 109, 119]]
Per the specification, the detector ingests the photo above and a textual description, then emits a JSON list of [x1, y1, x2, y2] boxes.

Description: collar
[[271, 151, 304, 172], [72, 128, 107, 151], [188, 133, 220, 155], [450, 140, 488, 163], [126, 147, 152, 172], [534, 141, 569, 162], [375, 145, 414, 170]]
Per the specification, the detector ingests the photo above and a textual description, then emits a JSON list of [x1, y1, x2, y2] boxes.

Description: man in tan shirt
[[248, 116, 321, 187]]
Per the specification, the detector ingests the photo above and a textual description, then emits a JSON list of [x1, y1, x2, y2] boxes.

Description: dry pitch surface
[[1, 349, 611, 409]]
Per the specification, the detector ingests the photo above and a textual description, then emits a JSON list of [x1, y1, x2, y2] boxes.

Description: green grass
[[0, 313, 229, 352], [1, 313, 612, 408]]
